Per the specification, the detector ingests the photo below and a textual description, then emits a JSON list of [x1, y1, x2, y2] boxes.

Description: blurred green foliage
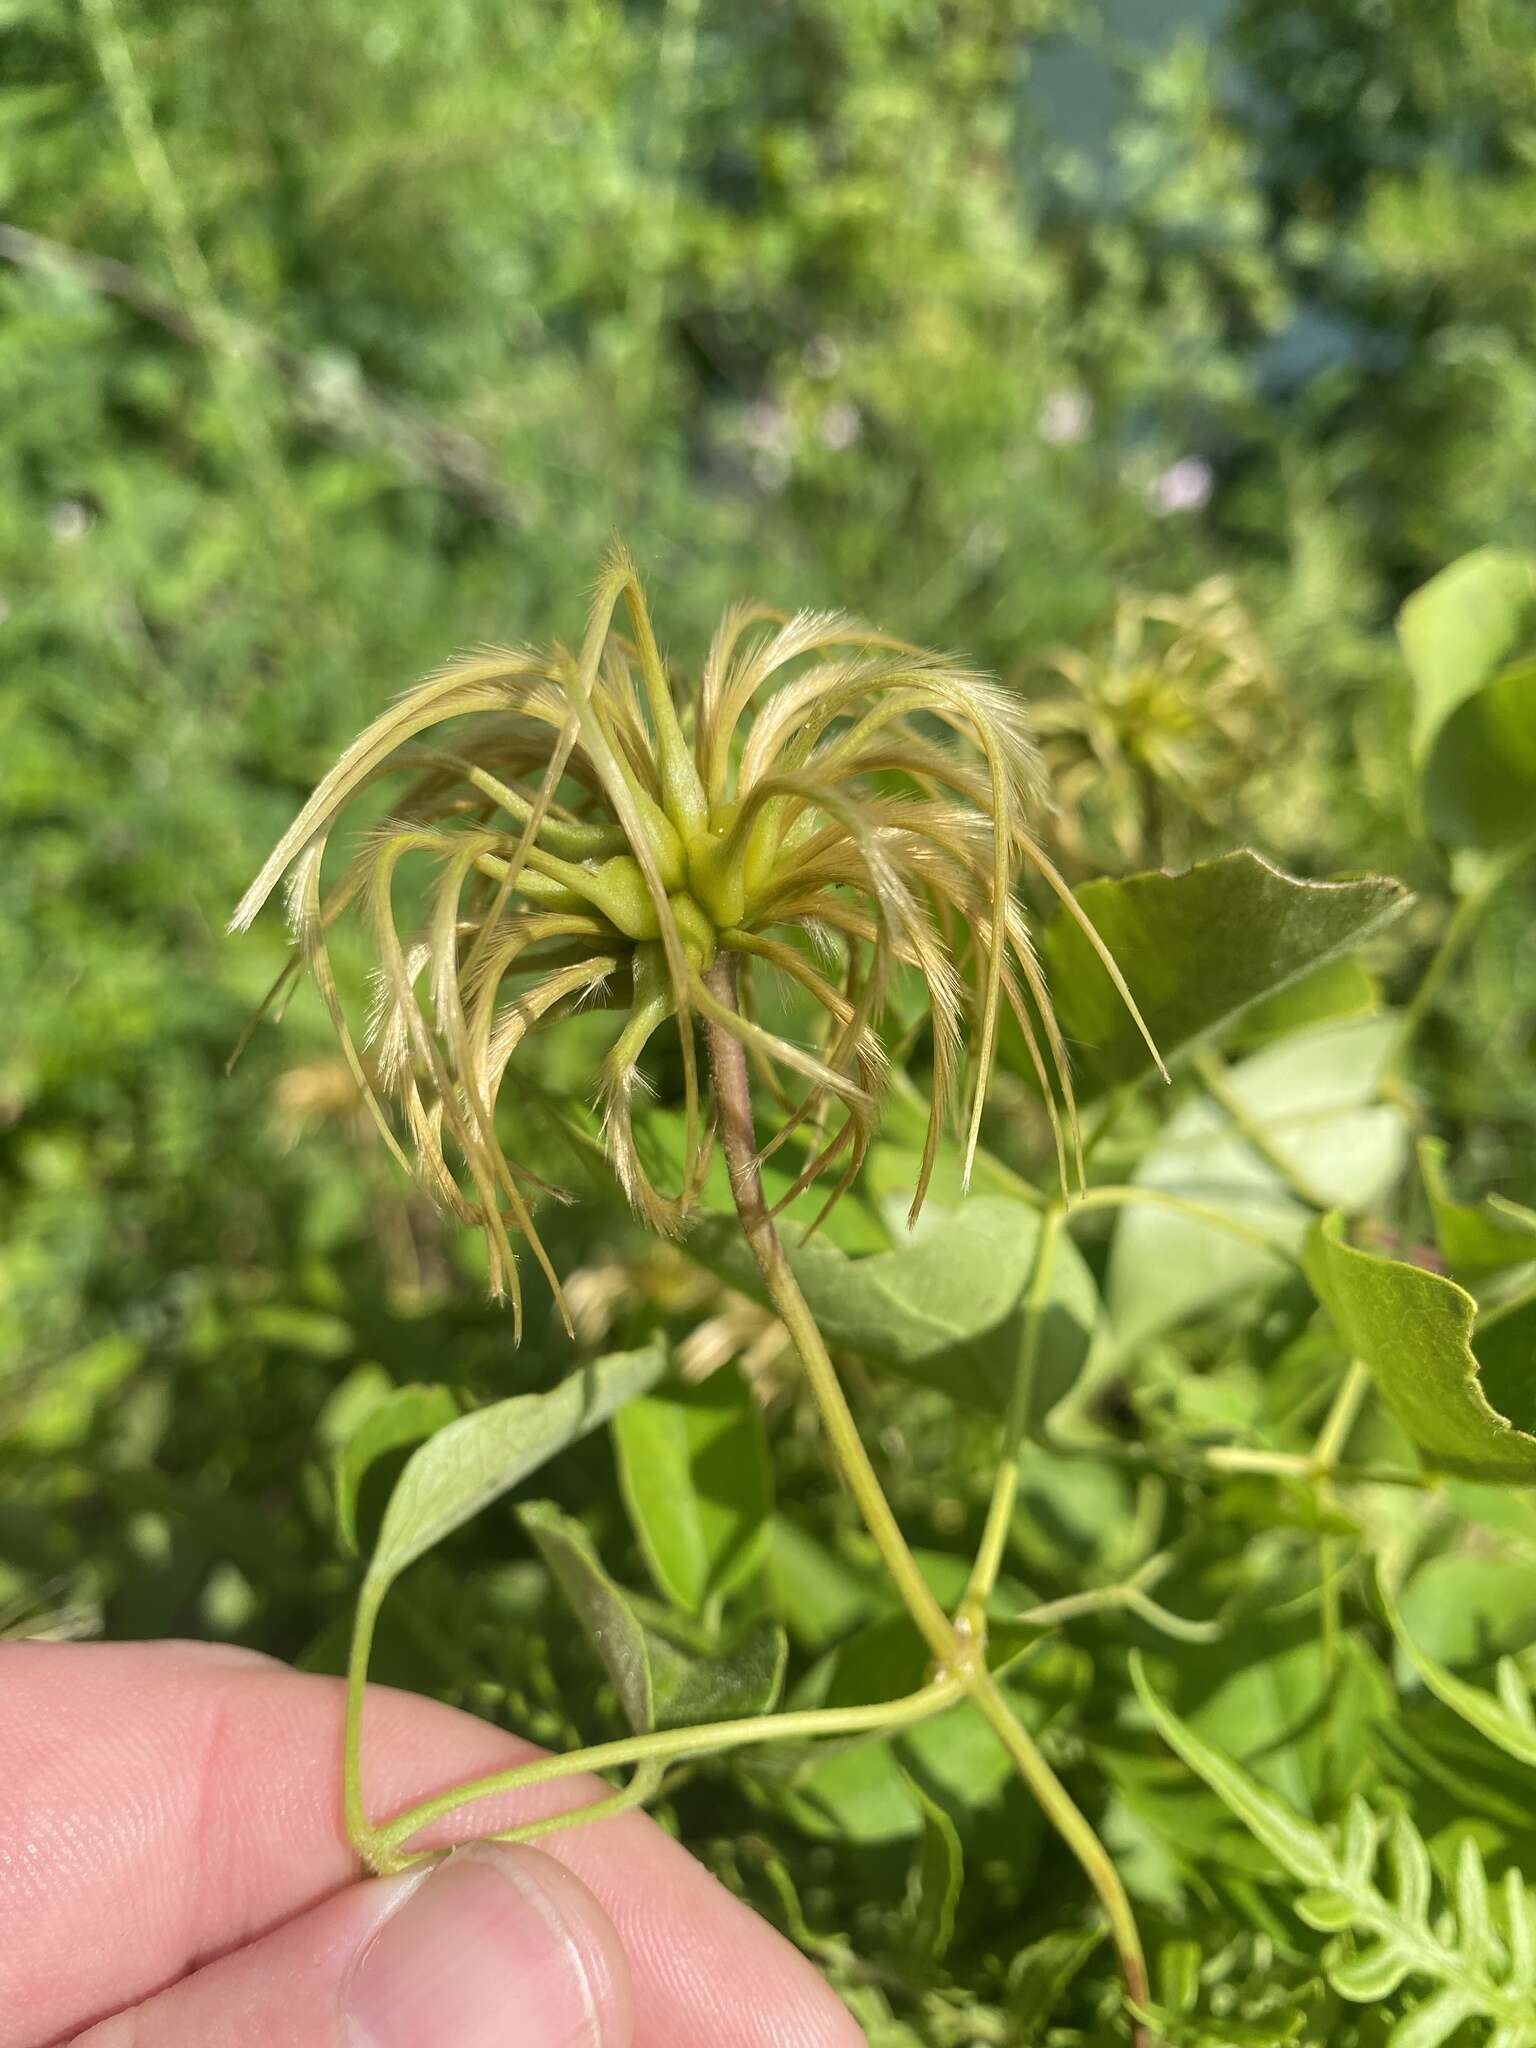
[[5, 0, 1536, 2039]]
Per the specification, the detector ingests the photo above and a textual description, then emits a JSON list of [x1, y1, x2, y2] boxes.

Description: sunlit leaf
[[334, 1383, 460, 1555], [1108, 1017, 1408, 1350], [1379, 1565, 1536, 1769], [691, 1194, 1099, 1415], [1398, 548, 1536, 855], [1230, 955, 1380, 1049], [1418, 1137, 1536, 1275], [612, 1370, 772, 1612], [1028, 851, 1408, 1092], [520, 1494, 789, 1733], [1306, 1214, 1536, 1483], [1130, 1653, 1337, 1889], [1134, 1653, 1536, 2040], [765, 1516, 873, 1653], [363, 1343, 667, 1594], [1393, 1551, 1536, 1670], [1180, 1627, 1392, 1816], [769, 1613, 1045, 1843]]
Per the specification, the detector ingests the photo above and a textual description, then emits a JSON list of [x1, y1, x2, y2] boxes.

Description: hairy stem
[[700, 953, 1150, 2038]]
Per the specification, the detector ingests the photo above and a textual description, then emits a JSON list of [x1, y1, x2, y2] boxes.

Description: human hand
[[0, 1640, 865, 2047]]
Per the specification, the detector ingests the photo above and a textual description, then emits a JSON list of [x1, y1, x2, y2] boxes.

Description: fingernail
[[346, 1843, 629, 2048]]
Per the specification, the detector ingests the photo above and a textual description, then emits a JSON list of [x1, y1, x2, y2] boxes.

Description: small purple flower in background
[[1147, 457, 1214, 517], [48, 500, 91, 543], [1037, 390, 1093, 446], [818, 400, 863, 452]]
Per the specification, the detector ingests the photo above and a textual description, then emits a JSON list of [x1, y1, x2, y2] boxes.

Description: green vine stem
[[384, 1762, 668, 1876], [344, 1576, 385, 1856], [1011, 1554, 1221, 1644], [699, 954, 1152, 2035], [365, 1673, 965, 1872], [961, 1203, 1064, 1624], [700, 956, 957, 1663], [1069, 1182, 1302, 1262], [341, 955, 1163, 2031], [1309, 1358, 1372, 1670]]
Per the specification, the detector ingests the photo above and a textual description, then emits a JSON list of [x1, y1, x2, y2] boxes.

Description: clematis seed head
[[231, 544, 1158, 1339]]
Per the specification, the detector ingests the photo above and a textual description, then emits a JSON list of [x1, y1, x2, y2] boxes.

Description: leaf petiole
[[364, 1673, 966, 1870]]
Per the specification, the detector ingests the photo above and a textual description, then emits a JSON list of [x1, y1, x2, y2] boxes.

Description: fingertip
[[159, 1639, 285, 1672], [345, 1842, 633, 2048]]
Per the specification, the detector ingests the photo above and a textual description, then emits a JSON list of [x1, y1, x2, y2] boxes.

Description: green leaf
[[1294, 1887, 1356, 1931], [1010, 1928, 1110, 2029], [765, 1516, 873, 1652], [1328, 1945, 1411, 2002], [1398, 548, 1536, 855], [1129, 1652, 1338, 1888], [1418, 1138, 1536, 1275], [1180, 1627, 1392, 1816], [691, 1195, 1099, 1414], [903, 1776, 964, 1960], [1401, 549, 1536, 761], [1393, 1552, 1536, 1669], [334, 1383, 460, 1555], [1379, 1566, 1536, 1769], [1387, 1989, 1485, 2048], [1387, 1809, 1433, 1926], [518, 1499, 655, 1731], [1156, 1936, 1202, 2016], [12, 1331, 142, 1452], [1422, 660, 1536, 857], [519, 1499, 787, 1731], [363, 1342, 667, 1595], [612, 1371, 772, 1612], [649, 1614, 788, 1728], [1306, 1214, 1536, 1483], [1030, 851, 1408, 1092], [1109, 1017, 1408, 1350], [1230, 955, 1380, 1050], [1455, 1836, 1494, 1967], [772, 1613, 930, 1842], [771, 1614, 1041, 1842], [1134, 1657, 1536, 2039]]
